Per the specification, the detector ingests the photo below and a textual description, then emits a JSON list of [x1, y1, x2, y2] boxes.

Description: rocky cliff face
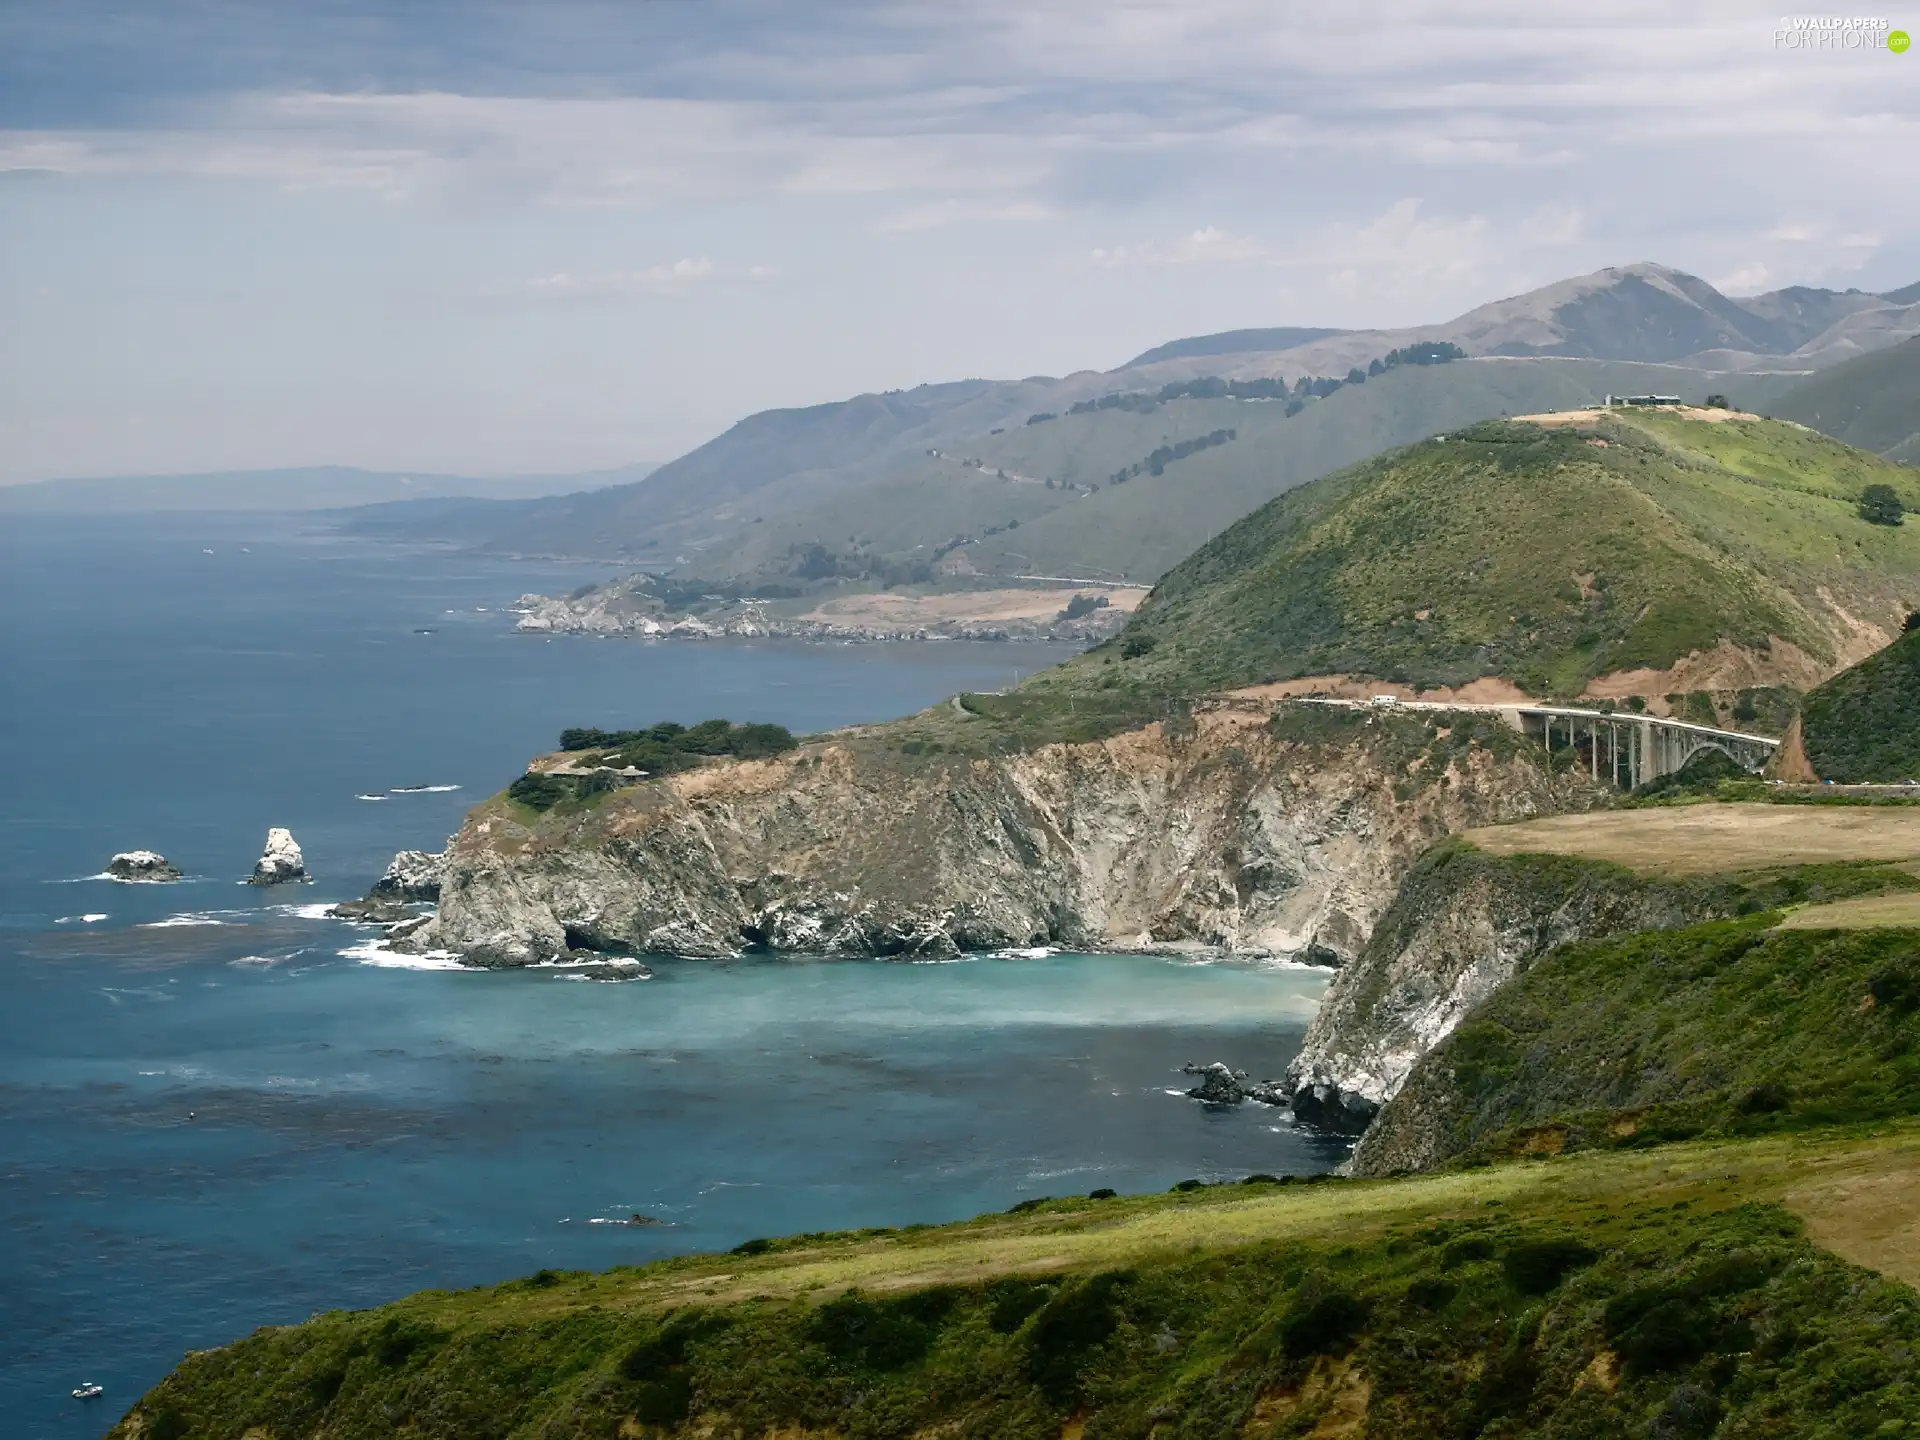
[[1282, 845, 1739, 1162], [402, 705, 1603, 968]]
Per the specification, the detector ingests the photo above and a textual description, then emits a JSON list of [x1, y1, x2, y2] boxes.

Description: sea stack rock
[[370, 849, 446, 902], [106, 850, 182, 883], [248, 828, 308, 885], [1183, 1062, 1249, 1105]]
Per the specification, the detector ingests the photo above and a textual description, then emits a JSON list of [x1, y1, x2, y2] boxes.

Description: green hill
[[688, 359, 1809, 585], [1022, 409, 1920, 703], [1800, 621, 1920, 782], [1773, 334, 1920, 462]]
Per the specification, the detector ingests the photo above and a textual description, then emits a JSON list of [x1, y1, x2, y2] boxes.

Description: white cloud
[[528, 258, 717, 297], [1714, 262, 1773, 294], [874, 198, 1051, 233]]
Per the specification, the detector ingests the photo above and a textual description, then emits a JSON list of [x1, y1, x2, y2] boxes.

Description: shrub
[[1279, 1287, 1370, 1357], [1502, 1239, 1599, 1294], [810, 1290, 954, 1370], [1860, 483, 1906, 526], [1026, 1273, 1131, 1401]]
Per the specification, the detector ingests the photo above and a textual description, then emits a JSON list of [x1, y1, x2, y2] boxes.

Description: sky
[[1, 1, 1916, 484]]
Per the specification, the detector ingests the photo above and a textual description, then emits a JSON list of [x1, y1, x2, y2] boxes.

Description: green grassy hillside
[[109, 1127, 1920, 1440], [685, 360, 1808, 585], [1800, 622, 1920, 781], [1361, 870, 1920, 1176], [1024, 409, 1920, 702], [1773, 335, 1920, 462]]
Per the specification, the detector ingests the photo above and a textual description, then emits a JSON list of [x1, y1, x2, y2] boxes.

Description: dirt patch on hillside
[[1583, 638, 1835, 700], [801, 587, 1144, 629], [1767, 718, 1821, 782], [1227, 676, 1537, 706], [1513, 406, 1762, 426], [1458, 805, 1920, 877]]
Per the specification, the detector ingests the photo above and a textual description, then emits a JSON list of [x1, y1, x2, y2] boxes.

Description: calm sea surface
[[0, 515, 1342, 1438]]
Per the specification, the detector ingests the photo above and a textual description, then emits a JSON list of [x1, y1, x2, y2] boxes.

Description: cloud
[[1714, 262, 1773, 294], [528, 258, 717, 298], [874, 198, 1050, 233], [1088, 225, 1268, 268]]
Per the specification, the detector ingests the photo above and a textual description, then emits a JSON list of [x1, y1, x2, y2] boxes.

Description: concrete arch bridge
[[1303, 697, 1779, 790]]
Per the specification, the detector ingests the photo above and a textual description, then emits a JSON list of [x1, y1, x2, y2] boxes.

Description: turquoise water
[[0, 516, 1342, 1437]]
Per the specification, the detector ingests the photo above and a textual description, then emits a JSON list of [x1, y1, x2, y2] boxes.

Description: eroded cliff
[[402, 704, 1604, 968], [1285, 845, 1741, 1144]]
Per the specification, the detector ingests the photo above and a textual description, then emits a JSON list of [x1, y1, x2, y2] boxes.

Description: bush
[[1026, 1272, 1130, 1401], [1279, 1287, 1370, 1357], [1502, 1239, 1599, 1294], [810, 1291, 954, 1370], [1860, 483, 1906, 526]]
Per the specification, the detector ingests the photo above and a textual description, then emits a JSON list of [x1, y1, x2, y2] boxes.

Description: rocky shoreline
[[512, 589, 1133, 645]]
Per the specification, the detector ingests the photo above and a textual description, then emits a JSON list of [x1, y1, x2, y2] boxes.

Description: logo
[[1773, 15, 1907, 49]]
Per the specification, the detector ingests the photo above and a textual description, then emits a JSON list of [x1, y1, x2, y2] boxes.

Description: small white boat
[[72, 1382, 104, 1400]]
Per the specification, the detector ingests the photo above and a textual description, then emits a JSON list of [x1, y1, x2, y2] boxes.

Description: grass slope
[[1773, 334, 1920, 462], [1028, 410, 1920, 702], [111, 1129, 1920, 1440], [1800, 625, 1920, 782]]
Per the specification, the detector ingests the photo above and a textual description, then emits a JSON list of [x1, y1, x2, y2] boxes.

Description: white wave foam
[[340, 938, 472, 971], [991, 946, 1056, 960], [389, 784, 461, 794], [57, 913, 109, 924], [231, 954, 290, 966], [274, 903, 338, 920], [355, 793, 390, 802], [139, 914, 229, 928]]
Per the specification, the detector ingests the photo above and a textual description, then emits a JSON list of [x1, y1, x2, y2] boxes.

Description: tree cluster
[[1861, 483, 1907, 527], [1109, 428, 1238, 485]]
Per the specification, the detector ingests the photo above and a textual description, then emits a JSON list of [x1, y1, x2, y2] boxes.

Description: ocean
[[0, 514, 1342, 1438]]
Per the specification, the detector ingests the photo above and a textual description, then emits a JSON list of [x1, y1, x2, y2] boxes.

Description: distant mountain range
[[13, 263, 1916, 564], [351, 262, 1916, 572], [1771, 334, 1920, 463]]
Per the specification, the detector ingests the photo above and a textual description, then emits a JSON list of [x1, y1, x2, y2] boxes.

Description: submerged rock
[[247, 828, 307, 885], [328, 897, 416, 925], [370, 848, 446, 902], [106, 850, 181, 883]]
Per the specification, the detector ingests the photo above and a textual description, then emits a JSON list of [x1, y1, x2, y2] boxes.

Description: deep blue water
[[0, 515, 1342, 1438]]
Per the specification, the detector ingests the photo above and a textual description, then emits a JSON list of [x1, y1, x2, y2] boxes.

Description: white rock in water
[[248, 828, 308, 885], [107, 850, 182, 882]]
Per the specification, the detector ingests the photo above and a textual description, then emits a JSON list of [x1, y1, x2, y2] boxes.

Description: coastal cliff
[[1283, 845, 1742, 1138], [401, 704, 1604, 967]]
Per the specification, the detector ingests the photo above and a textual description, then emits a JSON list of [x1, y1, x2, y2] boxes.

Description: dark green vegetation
[[1026, 411, 1920, 702], [508, 721, 798, 811], [112, 1138, 1920, 1440], [1108, 426, 1236, 486], [1799, 624, 1920, 782], [1861, 483, 1908, 527], [1773, 334, 1920, 463], [1376, 886, 1920, 1172]]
